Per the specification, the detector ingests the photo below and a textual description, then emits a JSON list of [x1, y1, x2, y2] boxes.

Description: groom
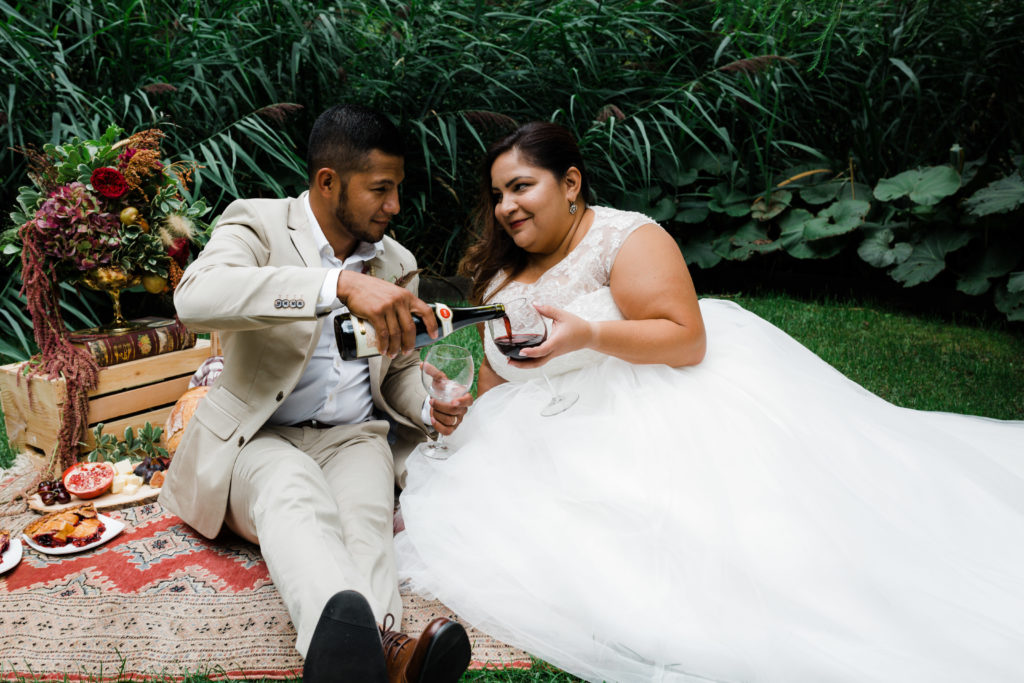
[[160, 103, 472, 682]]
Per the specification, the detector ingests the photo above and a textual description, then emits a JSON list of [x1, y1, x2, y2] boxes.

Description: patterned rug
[[0, 456, 531, 681]]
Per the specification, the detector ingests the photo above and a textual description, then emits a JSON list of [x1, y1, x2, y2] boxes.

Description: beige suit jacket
[[159, 194, 429, 539]]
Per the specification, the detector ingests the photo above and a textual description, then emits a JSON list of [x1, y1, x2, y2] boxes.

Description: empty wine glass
[[417, 344, 475, 460], [487, 297, 578, 417]]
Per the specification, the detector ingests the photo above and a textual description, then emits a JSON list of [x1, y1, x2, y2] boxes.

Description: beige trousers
[[224, 420, 401, 657]]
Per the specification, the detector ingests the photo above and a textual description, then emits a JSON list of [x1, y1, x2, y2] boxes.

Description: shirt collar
[[303, 194, 383, 266]]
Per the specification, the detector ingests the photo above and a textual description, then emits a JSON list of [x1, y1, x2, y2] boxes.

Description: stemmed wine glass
[[416, 344, 475, 460], [487, 298, 578, 417]]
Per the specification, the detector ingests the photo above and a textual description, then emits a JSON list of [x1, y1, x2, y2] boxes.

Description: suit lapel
[[287, 192, 320, 268]]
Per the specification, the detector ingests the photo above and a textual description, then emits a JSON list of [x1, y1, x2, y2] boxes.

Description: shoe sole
[[414, 621, 472, 683], [304, 591, 387, 683]]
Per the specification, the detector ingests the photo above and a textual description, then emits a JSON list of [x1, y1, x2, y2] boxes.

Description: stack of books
[[69, 316, 196, 366]]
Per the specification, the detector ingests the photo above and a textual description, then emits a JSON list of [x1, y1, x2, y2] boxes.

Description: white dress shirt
[[267, 196, 432, 428]]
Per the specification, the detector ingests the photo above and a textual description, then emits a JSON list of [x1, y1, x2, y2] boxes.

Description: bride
[[395, 122, 1024, 682]]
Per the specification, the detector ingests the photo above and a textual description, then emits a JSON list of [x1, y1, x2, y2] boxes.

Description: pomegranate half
[[62, 461, 116, 500]]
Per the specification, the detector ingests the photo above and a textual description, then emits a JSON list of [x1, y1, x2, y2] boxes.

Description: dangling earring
[[569, 201, 578, 215]]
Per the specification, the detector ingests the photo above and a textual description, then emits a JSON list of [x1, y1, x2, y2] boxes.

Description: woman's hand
[[508, 304, 594, 368]]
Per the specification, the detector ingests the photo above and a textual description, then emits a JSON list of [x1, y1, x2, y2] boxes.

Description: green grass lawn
[[724, 292, 1024, 420], [1, 291, 1021, 682]]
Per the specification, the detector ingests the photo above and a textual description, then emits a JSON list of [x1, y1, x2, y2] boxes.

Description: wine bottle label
[[434, 303, 454, 337], [352, 315, 379, 357]]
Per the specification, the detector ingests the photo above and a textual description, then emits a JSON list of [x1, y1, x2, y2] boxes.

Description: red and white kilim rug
[[0, 497, 530, 681]]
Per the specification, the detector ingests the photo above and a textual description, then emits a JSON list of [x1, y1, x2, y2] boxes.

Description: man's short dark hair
[[307, 104, 405, 182]]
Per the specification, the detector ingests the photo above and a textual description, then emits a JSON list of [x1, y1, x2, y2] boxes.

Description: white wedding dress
[[395, 206, 1024, 683]]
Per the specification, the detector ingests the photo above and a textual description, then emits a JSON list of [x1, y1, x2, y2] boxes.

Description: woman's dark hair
[[306, 103, 405, 182], [458, 122, 592, 304]]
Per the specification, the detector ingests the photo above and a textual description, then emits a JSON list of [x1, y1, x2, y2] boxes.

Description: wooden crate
[[0, 339, 211, 457]]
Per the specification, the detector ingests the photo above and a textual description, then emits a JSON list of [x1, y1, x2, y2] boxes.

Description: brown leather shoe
[[380, 614, 471, 683]]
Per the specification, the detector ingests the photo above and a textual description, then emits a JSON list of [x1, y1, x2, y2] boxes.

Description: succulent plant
[[112, 225, 170, 278]]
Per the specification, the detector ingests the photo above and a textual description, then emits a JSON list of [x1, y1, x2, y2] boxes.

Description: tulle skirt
[[395, 299, 1024, 682]]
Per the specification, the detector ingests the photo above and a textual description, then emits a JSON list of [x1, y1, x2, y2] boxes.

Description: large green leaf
[[889, 229, 973, 287], [804, 199, 870, 240], [994, 283, 1024, 322], [964, 174, 1024, 217], [708, 184, 750, 217], [619, 187, 662, 214], [673, 201, 709, 224], [655, 156, 698, 189], [954, 239, 1024, 296], [799, 179, 872, 206], [649, 196, 677, 222], [681, 229, 722, 269], [750, 190, 792, 221], [619, 188, 675, 221], [722, 220, 781, 261], [857, 228, 912, 268], [873, 166, 961, 206], [1007, 271, 1024, 294], [778, 209, 843, 259]]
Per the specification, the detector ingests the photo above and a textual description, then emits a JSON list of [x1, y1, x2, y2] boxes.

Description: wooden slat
[[87, 375, 192, 424], [91, 339, 210, 395]]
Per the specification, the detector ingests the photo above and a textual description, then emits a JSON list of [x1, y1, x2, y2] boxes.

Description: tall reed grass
[[1, 0, 1021, 360]]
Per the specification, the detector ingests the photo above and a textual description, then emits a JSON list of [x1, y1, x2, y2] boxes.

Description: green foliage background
[[1, 0, 1023, 361]]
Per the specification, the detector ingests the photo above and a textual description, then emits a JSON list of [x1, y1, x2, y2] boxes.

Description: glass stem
[[541, 370, 558, 397]]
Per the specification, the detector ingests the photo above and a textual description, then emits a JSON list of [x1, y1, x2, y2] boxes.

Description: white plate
[[21, 514, 125, 556], [0, 538, 22, 573]]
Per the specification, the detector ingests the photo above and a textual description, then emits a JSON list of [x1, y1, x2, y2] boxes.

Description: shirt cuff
[[420, 396, 433, 428], [317, 268, 344, 314]]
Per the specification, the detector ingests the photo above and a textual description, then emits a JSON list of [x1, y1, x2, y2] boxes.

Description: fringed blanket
[[0, 456, 530, 681]]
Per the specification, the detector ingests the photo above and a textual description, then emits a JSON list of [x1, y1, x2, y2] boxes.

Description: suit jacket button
[[298, 300, 305, 308], [274, 299, 281, 308], [276, 391, 284, 401], [238, 436, 245, 446]]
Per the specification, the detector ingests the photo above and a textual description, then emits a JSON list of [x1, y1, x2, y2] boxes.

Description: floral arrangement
[[3, 124, 209, 472]]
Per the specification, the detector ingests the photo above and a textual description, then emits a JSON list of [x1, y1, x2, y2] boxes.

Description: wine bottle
[[334, 302, 506, 360]]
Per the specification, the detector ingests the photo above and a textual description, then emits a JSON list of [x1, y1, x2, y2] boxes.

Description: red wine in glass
[[493, 333, 546, 360], [487, 301, 578, 416]]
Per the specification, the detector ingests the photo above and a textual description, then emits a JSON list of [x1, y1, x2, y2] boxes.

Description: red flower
[[168, 236, 190, 267], [117, 148, 136, 167], [90, 167, 129, 199]]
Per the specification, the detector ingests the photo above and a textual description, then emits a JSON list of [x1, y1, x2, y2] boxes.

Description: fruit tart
[[0, 529, 9, 556], [24, 504, 106, 548]]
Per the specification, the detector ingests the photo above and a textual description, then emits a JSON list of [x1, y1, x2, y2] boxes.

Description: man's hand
[[422, 360, 473, 435], [429, 393, 473, 435], [337, 271, 438, 357]]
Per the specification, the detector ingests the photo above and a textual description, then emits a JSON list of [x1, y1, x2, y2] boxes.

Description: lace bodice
[[482, 205, 653, 381]]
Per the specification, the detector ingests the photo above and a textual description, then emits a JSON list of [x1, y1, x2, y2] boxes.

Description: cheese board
[[28, 484, 160, 513]]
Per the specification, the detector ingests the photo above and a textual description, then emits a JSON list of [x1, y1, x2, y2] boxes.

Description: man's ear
[[312, 167, 338, 197], [563, 166, 582, 203]]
